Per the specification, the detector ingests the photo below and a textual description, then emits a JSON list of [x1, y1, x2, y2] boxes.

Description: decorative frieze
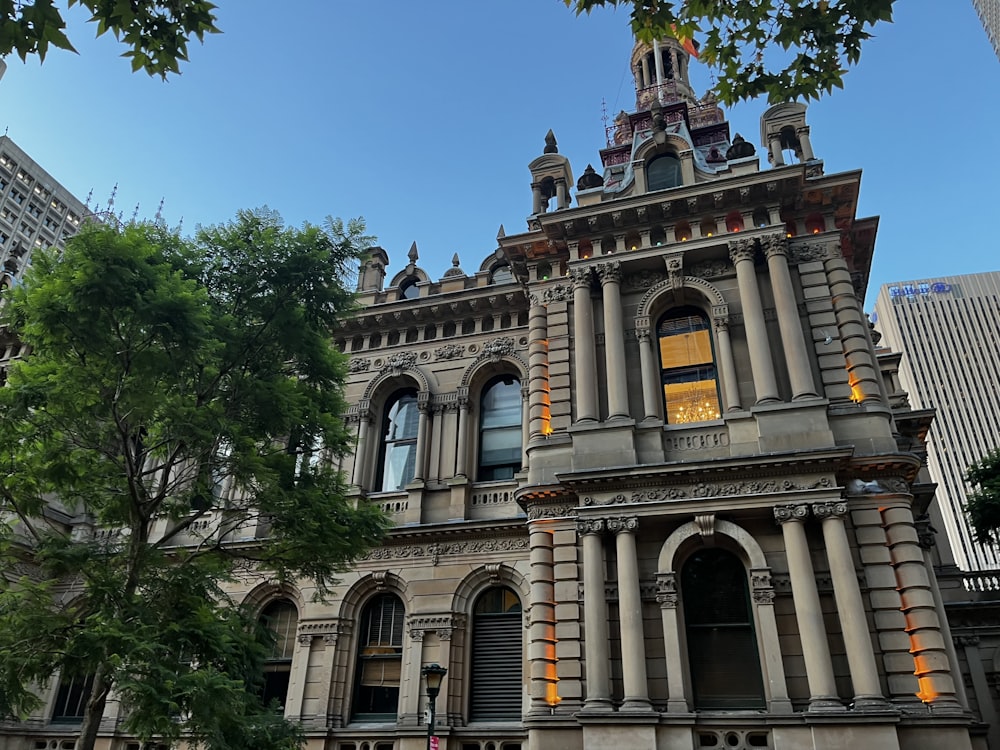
[[624, 270, 667, 290], [526, 504, 578, 521], [582, 476, 833, 507], [358, 535, 528, 564], [433, 343, 466, 360], [687, 259, 731, 279], [378, 351, 417, 375], [348, 357, 371, 373], [529, 283, 572, 305]]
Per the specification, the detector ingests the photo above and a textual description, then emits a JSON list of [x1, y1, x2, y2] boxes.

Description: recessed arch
[[636, 275, 727, 322]]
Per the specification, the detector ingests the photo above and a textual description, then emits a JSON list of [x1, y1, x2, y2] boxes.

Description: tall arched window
[[647, 153, 682, 191], [260, 599, 298, 710], [658, 307, 721, 424], [470, 587, 523, 721], [377, 390, 418, 491], [682, 548, 765, 709], [353, 594, 405, 720], [478, 376, 522, 481]]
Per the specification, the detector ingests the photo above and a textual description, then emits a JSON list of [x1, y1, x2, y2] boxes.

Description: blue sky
[[1, 1, 997, 307]]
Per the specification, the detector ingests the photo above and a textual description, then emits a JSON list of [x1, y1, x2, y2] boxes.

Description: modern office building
[[0, 135, 88, 288], [973, 0, 1000, 59], [873, 272, 1000, 571], [1, 33, 991, 750]]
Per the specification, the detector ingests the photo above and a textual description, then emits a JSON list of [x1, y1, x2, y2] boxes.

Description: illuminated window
[[470, 587, 523, 721], [658, 307, 721, 424], [682, 548, 765, 709], [377, 391, 419, 491], [647, 153, 682, 191], [260, 599, 298, 710], [353, 594, 405, 720], [478, 376, 522, 481]]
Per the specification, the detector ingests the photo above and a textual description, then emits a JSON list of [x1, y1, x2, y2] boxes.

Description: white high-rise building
[[873, 271, 1000, 570]]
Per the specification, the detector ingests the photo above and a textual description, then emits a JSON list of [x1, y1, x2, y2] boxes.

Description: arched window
[[682, 548, 765, 709], [399, 278, 419, 299], [647, 153, 682, 191], [491, 264, 514, 285], [658, 307, 721, 424], [470, 587, 523, 721], [260, 599, 298, 710], [377, 390, 419, 492], [478, 376, 522, 481], [353, 594, 405, 720]]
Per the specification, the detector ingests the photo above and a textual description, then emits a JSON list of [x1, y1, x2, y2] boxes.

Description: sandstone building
[[0, 34, 991, 750]]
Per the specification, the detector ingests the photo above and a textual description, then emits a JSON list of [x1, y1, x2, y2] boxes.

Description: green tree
[[965, 448, 1000, 546], [0, 210, 388, 750], [566, 0, 896, 104], [1, 0, 219, 77]]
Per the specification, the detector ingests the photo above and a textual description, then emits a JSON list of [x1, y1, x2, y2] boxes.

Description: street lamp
[[421, 662, 447, 750]]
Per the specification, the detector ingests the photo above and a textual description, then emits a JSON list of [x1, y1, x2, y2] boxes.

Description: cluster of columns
[[578, 516, 652, 712], [767, 125, 815, 166], [774, 502, 887, 711]]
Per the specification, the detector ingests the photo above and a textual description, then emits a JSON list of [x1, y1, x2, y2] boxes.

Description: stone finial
[[451, 253, 460, 268], [725, 133, 756, 160], [496, 224, 506, 239], [443, 252, 464, 279], [576, 164, 604, 191], [543, 129, 558, 154], [407, 241, 419, 263]]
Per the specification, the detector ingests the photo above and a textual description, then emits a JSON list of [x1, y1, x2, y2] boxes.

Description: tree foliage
[[1, 0, 219, 77], [0, 210, 388, 749], [566, 0, 896, 104], [965, 448, 1000, 547]]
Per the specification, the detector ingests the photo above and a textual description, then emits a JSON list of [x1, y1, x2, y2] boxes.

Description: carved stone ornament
[[955, 634, 981, 648], [569, 266, 593, 289], [379, 351, 417, 375], [529, 283, 572, 306], [656, 572, 678, 608], [812, 501, 848, 520], [358, 536, 529, 562], [914, 513, 937, 550], [728, 237, 757, 264], [410, 628, 425, 642], [594, 261, 622, 285], [373, 570, 389, 591], [790, 242, 836, 264], [478, 336, 516, 362], [348, 357, 371, 373], [485, 562, 503, 584], [695, 513, 716, 541], [434, 343, 466, 360], [753, 589, 776, 605], [760, 233, 788, 259], [687, 260, 732, 279], [606, 516, 638, 534], [527, 504, 578, 521], [624, 270, 667, 290], [773, 504, 810, 524], [576, 518, 605, 535]]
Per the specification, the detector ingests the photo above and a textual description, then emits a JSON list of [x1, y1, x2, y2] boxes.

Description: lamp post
[[421, 662, 447, 750]]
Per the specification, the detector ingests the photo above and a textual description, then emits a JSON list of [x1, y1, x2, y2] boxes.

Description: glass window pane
[[381, 442, 415, 491]]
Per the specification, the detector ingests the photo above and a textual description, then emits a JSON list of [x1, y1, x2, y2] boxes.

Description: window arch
[[478, 376, 522, 481], [490, 263, 514, 285], [376, 390, 419, 491], [647, 153, 682, 191], [681, 548, 765, 709], [657, 307, 721, 424], [353, 593, 405, 720], [259, 598, 298, 710], [399, 278, 419, 299], [470, 587, 523, 721]]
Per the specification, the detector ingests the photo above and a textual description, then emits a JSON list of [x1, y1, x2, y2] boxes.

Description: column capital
[[774, 503, 809, 525], [577, 518, 605, 536], [569, 266, 593, 290], [635, 327, 651, 343], [760, 233, 789, 259], [594, 260, 622, 286], [656, 571, 678, 608], [607, 516, 638, 535], [728, 237, 757, 264], [812, 501, 849, 520], [914, 513, 938, 550]]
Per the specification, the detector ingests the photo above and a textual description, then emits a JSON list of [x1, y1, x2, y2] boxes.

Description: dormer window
[[647, 153, 682, 191], [490, 264, 514, 285], [399, 278, 419, 300]]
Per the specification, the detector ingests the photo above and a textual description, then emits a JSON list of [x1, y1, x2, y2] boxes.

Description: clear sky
[[1, 0, 997, 308]]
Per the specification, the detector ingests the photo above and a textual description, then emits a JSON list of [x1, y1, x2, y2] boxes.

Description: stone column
[[882, 504, 963, 712], [826, 255, 881, 403], [813, 501, 886, 708], [351, 402, 373, 488], [413, 393, 430, 482], [762, 234, 818, 400], [528, 302, 551, 440], [608, 517, 651, 711], [596, 261, 629, 420], [403, 625, 427, 724], [571, 268, 599, 423], [729, 238, 779, 404], [531, 182, 543, 215], [774, 504, 842, 711], [305, 630, 340, 729], [656, 572, 688, 712], [768, 133, 784, 166], [454, 388, 470, 478], [636, 323, 661, 421], [712, 312, 742, 411], [641, 57, 651, 88], [578, 518, 612, 711], [556, 178, 569, 210], [796, 126, 815, 160], [528, 523, 558, 714]]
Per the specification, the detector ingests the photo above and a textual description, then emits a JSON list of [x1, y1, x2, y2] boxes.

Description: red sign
[[430, 737, 439, 750]]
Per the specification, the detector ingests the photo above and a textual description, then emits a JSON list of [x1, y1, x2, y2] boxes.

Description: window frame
[[375, 389, 419, 492], [657, 306, 722, 425], [259, 598, 299, 711], [352, 593, 405, 722], [476, 375, 522, 482], [646, 152, 683, 191], [469, 586, 523, 722]]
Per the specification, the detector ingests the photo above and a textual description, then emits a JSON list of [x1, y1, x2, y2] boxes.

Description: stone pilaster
[[826, 254, 881, 403], [655, 571, 688, 712]]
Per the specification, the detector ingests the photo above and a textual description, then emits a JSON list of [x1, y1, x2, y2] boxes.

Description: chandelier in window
[[670, 381, 721, 424]]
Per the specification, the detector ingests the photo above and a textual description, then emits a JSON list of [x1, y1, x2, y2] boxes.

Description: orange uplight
[[915, 677, 938, 704]]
